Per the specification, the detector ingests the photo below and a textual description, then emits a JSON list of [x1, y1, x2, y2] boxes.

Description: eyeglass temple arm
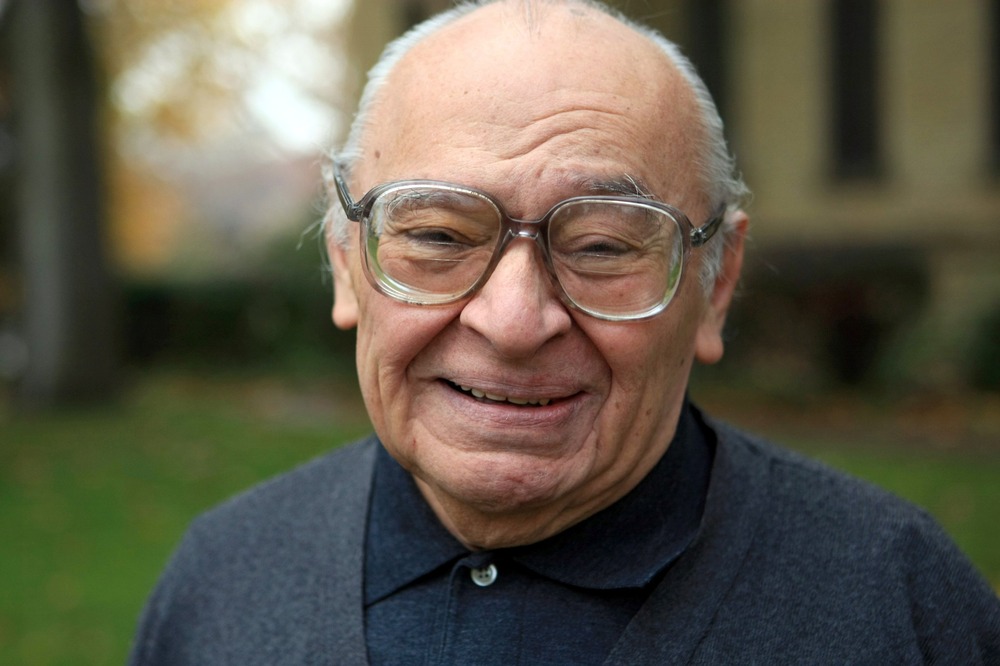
[[690, 208, 727, 247], [334, 167, 363, 221]]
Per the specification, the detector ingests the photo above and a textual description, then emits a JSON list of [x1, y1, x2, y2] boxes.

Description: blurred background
[[1, 0, 998, 663]]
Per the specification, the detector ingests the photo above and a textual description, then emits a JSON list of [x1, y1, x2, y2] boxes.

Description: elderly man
[[130, 1, 999, 663]]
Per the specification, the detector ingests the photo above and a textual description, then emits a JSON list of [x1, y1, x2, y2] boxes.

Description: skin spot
[[374, 150, 382, 160]]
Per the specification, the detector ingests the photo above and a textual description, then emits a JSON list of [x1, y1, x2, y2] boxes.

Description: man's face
[[330, 3, 743, 548]]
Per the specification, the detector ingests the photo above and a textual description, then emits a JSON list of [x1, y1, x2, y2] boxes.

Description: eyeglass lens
[[364, 184, 685, 319]]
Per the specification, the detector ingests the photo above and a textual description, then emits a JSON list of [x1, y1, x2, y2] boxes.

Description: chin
[[427, 450, 586, 514]]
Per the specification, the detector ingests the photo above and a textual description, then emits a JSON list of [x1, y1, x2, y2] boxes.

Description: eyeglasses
[[333, 165, 724, 321]]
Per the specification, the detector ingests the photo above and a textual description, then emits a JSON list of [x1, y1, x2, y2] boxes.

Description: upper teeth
[[460, 384, 551, 406]]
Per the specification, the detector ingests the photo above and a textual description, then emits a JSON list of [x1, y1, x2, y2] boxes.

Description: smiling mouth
[[447, 381, 552, 407]]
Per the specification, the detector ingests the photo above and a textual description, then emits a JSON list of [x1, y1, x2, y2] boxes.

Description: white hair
[[321, 0, 750, 294]]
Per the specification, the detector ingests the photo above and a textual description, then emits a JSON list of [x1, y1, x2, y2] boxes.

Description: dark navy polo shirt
[[364, 402, 713, 665]]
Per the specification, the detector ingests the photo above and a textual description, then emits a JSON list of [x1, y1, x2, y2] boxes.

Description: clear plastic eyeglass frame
[[333, 163, 725, 322]]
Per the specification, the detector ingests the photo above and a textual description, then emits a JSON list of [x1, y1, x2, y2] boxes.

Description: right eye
[[403, 226, 473, 247], [370, 187, 503, 260]]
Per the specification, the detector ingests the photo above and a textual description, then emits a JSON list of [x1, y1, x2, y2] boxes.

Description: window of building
[[685, 0, 729, 124], [830, 0, 882, 179]]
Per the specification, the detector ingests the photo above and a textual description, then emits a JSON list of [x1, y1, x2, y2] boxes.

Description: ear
[[694, 210, 748, 365], [329, 238, 360, 330]]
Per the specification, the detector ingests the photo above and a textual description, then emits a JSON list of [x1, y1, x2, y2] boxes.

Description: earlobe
[[330, 240, 360, 330], [694, 210, 748, 365]]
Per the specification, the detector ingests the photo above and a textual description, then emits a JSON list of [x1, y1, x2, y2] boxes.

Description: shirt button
[[470, 563, 498, 587]]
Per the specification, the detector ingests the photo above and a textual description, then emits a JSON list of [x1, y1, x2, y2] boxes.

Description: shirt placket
[[431, 552, 522, 665]]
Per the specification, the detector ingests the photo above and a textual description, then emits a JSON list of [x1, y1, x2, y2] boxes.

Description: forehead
[[359, 2, 704, 210]]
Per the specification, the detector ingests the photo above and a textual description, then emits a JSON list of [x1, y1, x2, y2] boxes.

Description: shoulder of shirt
[[183, 435, 379, 550], [701, 413, 989, 583], [129, 437, 377, 664], [706, 414, 926, 519], [667, 412, 1000, 662]]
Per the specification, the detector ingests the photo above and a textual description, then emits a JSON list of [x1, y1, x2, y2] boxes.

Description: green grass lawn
[[1, 373, 997, 665]]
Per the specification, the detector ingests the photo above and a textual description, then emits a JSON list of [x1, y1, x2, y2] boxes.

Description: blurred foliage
[[93, 0, 346, 147], [0, 0, 351, 403], [122, 229, 356, 373], [85, 0, 348, 276]]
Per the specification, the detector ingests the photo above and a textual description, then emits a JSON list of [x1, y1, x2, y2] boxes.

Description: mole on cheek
[[374, 150, 382, 160]]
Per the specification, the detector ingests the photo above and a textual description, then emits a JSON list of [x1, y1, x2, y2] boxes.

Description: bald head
[[360, 2, 702, 209]]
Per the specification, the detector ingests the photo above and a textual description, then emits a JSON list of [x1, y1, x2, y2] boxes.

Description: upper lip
[[444, 376, 582, 406]]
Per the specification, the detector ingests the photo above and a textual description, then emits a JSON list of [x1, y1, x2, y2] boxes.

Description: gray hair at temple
[[321, 0, 750, 294]]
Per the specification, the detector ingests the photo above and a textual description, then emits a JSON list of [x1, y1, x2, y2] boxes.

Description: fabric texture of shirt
[[364, 402, 712, 665], [128, 409, 1000, 665]]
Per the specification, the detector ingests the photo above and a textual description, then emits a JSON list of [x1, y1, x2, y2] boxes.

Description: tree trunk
[[6, 0, 119, 405]]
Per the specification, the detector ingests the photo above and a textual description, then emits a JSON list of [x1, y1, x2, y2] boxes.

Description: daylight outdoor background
[[1, 1, 998, 664]]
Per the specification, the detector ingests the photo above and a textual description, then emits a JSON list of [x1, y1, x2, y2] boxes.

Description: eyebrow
[[579, 174, 657, 200]]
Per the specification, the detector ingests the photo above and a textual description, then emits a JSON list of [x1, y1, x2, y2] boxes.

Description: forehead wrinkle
[[492, 119, 635, 165], [492, 99, 644, 157]]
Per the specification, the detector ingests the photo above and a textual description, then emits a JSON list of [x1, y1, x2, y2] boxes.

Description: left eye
[[575, 238, 632, 256]]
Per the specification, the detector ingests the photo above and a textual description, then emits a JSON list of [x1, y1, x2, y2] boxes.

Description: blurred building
[[342, 0, 1000, 390]]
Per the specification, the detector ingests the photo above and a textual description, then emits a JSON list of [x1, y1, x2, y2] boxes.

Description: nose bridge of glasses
[[483, 226, 562, 313], [505, 215, 545, 240], [495, 217, 546, 258], [490, 220, 554, 287]]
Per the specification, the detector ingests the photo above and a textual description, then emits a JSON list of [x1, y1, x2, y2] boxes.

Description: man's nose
[[459, 240, 572, 358]]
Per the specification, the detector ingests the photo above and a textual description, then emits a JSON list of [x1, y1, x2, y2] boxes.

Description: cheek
[[352, 296, 458, 425], [585, 304, 702, 431], [603, 317, 694, 384]]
